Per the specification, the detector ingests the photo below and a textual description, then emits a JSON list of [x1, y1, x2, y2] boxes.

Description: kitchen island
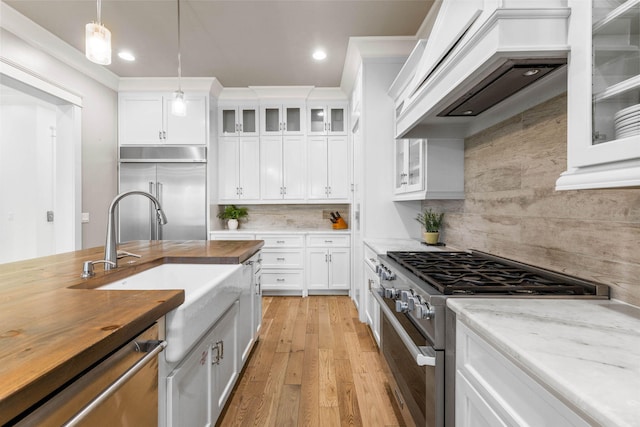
[[0, 239, 263, 425], [448, 298, 640, 426]]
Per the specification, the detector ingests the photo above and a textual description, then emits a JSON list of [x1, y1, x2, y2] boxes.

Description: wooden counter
[[0, 239, 263, 425]]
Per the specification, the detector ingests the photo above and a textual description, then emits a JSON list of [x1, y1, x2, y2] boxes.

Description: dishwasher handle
[[62, 340, 167, 427], [372, 290, 436, 367]]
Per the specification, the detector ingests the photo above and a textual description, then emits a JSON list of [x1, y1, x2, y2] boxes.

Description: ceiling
[[4, 0, 433, 87]]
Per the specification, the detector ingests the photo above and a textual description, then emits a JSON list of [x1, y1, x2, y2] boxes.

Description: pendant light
[[171, 0, 187, 117], [85, 0, 111, 65]]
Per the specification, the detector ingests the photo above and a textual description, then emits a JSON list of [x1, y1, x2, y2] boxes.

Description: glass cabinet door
[[406, 139, 424, 192], [220, 108, 238, 136], [239, 107, 258, 135], [592, 0, 640, 145], [263, 107, 281, 134], [284, 106, 302, 133], [328, 107, 346, 134], [309, 107, 326, 134], [394, 140, 408, 193]]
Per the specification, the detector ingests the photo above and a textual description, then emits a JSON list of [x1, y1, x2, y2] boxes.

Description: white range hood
[[391, 0, 571, 139]]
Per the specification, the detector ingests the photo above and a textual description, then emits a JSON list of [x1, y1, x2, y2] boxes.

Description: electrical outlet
[[81, 212, 90, 223]]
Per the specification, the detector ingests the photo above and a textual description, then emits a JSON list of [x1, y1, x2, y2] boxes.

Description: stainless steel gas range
[[372, 250, 609, 427]]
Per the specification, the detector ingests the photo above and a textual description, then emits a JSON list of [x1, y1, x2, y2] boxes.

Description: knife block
[[332, 217, 348, 229]]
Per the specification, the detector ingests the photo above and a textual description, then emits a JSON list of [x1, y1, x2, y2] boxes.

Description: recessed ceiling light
[[312, 49, 327, 61], [118, 51, 136, 61], [523, 69, 539, 76]]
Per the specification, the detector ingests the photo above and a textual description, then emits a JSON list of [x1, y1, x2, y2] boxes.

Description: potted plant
[[415, 208, 444, 244], [217, 205, 248, 230]]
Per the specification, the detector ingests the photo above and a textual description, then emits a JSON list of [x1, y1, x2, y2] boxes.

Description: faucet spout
[[104, 190, 168, 270]]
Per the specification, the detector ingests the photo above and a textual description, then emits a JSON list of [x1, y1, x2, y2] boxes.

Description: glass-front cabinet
[[558, 0, 640, 189], [307, 103, 348, 136], [394, 138, 424, 195], [218, 105, 259, 136], [260, 104, 305, 136]]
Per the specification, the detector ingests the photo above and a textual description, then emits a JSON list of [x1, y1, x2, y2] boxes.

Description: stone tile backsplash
[[211, 204, 350, 231], [423, 94, 640, 306]]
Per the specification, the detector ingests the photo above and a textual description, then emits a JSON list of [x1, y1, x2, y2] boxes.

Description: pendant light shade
[[172, 90, 187, 117], [85, 0, 111, 65]]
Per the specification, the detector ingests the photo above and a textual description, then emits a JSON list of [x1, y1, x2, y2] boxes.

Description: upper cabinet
[[307, 103, 348, 136], [260, 103, 305, 136], [218, 104, 259, 137], [393, 138, 464, 201], [556, 0, 640, 190], [119, 92, 208, 145]]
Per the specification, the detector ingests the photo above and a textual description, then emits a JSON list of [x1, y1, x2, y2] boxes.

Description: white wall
[[0, 28, 118, 249]]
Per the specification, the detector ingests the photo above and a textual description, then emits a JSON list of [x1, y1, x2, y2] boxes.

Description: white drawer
[[261, 270, 304, 290], [364, 244, 379, 266], [306, 234, 350, 247], [256, 234, 304, 248], [261, 250, 303, 268]]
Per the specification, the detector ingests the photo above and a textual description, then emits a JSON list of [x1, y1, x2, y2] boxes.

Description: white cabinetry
[[257, 234, 305, 295], [218, 136, 260, 201], [218, 104, 259, 136], [307, 103, 348, 136], [119, 92, 207, 145], [166, 301, 239, 427], [557, 0, 640, 190], [260, 103, 305, 136], [456, 321, 590, 427], [260, 136, 306, 200], [307, 136, 350, 201], [393, 138, 464, 201], [363, 244, 380, 346], [306, 234, 350, 292]]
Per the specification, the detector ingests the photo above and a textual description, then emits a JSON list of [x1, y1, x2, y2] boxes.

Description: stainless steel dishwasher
[[16, 323, 166, 427]]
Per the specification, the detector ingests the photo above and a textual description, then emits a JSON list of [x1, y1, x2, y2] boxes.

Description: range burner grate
[[387, 251, 604, 296]]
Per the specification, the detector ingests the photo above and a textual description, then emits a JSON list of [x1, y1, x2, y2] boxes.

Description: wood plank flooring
[[217, 296, 405, 427]]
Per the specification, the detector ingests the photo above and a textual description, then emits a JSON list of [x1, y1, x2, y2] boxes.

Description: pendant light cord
[[176, 0, 182, 91], [96, 0, 102, 24]]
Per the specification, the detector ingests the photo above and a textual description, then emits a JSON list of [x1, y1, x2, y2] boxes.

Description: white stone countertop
[[447, 298, 640, 427], [210, 229, 351, 235], [363, 237, 459, 254]]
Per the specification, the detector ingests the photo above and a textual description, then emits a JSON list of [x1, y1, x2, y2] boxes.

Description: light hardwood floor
[[217, 296, 405, 427]]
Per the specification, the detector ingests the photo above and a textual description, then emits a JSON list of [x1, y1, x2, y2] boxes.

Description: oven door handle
[[372, 290, 436, 367]]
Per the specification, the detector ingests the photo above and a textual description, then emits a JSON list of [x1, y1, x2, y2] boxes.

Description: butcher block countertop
[[0, 239, 263, 425]]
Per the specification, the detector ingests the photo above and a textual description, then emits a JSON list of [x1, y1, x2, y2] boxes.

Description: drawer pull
[[276, 240, 285, 244], [277, 257, 286, 261], [324, 240, 333, 243], [276, 278, 285, 282]]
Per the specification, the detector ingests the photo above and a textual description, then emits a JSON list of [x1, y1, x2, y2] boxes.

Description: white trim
[[118, 77, 220, 94], [0, 2, 119, 91], [555, 159, 640, 190], [0, 58, 83, 107]]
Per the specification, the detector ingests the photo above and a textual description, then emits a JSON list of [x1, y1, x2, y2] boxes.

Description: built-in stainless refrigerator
[[118, 146, 207, 242]]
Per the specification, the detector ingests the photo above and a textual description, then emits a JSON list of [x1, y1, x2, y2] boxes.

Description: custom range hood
[[392, 0, 571, 139]]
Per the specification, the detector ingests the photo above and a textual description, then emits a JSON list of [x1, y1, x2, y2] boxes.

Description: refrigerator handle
[[157, 182, 163, 240], [149, 182, 157, 240]]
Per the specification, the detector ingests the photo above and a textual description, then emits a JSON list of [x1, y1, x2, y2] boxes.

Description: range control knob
[[414, 301, 435, 320], [400, 290, 412, 302], [395, 300, 410, 313], [407, 296, 420, 311], [384, 287, 399, 299]]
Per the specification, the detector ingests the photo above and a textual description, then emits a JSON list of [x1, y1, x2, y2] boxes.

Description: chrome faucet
[[104, 190, 168, 270]]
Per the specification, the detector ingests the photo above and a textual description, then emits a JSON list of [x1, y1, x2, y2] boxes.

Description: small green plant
[[415, 208, 444, 232], [217, 205, 248, 221]]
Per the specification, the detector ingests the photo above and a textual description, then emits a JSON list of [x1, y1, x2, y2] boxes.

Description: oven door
[[374, 291, 444, 427]]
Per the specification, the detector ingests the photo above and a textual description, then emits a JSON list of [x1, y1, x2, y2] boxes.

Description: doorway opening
[[0, 73, 81, 264]]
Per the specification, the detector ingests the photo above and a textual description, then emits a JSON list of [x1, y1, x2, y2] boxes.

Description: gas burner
[[386, 250, 606, 296]]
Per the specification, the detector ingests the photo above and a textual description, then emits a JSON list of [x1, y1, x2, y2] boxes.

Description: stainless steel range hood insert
[[437, 58, 567, 117]]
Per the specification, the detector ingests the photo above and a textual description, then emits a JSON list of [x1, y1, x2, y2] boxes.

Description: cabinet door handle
[[163, 131, 167, 139], [239, 187, 243, 196], [325, 254, 328, 262], [283, 187, 287, 195], [158, 130, 162, 140], [329, 254, 332, 262], [327, 186, 331, 195], [219, 340, 224, 360]]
